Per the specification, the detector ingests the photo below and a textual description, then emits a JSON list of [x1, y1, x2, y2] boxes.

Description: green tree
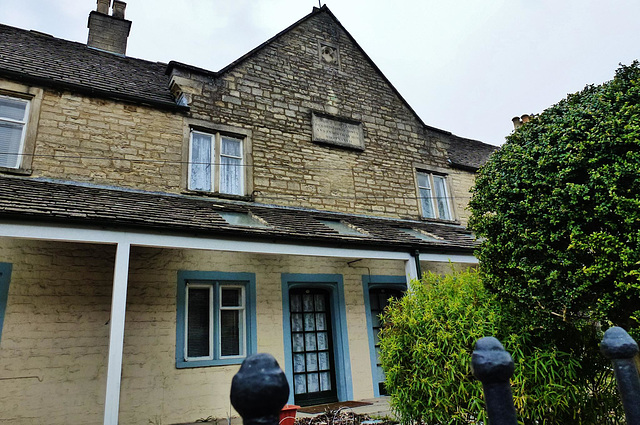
[[469, 61, 640, 336]]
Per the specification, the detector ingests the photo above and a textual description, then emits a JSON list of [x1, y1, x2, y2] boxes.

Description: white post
[[103, 242, 131, 425], [405, 255, 419, 287]]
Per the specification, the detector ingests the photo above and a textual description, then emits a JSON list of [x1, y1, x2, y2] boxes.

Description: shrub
[[379, 270, 620, 424]]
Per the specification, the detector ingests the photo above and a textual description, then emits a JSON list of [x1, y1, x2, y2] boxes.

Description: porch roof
[[0, 175, 477, 253]]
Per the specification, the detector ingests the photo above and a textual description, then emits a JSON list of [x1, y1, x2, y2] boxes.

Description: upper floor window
[[189, 130, 244, 195], [0, 95, 30, 169], [417, 171, 452, 220]]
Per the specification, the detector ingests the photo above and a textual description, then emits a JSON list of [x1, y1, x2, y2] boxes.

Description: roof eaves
[[0, 67, 189, 112], [165, 61, 219, 78]]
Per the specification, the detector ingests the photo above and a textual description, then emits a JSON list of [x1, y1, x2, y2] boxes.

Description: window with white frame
[[185, 283, 245, 360], [189, 130, 244, 195], [0, 95, 30, 169], [417, 171, 453, 220], [177, 271, 256, 368]]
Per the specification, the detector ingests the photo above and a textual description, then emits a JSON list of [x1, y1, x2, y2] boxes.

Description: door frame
[[281, 273, 353, 405], [362, 275, 407, 398]]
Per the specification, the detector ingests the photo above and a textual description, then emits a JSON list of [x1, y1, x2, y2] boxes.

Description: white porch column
[[103, 242, 131, 425], [405, 253, 419, 285]]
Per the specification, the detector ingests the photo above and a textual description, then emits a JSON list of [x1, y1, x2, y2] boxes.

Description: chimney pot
[[112, 0, 126, 19], [512, 116, 522, 130], [521, 114, 530, 124], [96, 0, 110, 14]]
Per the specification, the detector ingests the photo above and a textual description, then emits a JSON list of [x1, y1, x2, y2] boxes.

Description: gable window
[[0, 95, 30, 169], [417, 171, 452, 220], [189, 130, 244, 195], [176, 271, 256, 368]]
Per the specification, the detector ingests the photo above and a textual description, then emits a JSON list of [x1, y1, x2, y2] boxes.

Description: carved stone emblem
[[319, 43, 339, 66]]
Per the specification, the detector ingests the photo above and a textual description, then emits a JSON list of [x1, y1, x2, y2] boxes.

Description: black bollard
[[471, 337, 517, 425], [600, 327, 640, 425], [230, 353, 290, 425]]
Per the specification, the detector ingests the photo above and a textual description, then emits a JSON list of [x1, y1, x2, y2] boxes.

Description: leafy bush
[[379, 270, 621, 424]]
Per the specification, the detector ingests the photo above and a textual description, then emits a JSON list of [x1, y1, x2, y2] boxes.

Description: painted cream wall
[[0, 239, 114, 425], [0, 239, 408, 425], [121, 247, 406, 424]]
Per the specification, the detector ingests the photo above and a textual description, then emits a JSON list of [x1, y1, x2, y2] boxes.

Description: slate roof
[[0, 23, 181, 110], [0, 176, 477, 253], [447, 134, 499, 171]]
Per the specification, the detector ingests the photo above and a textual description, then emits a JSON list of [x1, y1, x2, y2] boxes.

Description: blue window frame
[[176, 271, 256, 368], [0, 263, 12, 342]]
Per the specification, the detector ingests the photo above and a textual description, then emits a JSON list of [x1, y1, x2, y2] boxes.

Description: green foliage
[[379, 270, 494, 424], [468, 61, 640, 335], [378, 270, 616, 425]]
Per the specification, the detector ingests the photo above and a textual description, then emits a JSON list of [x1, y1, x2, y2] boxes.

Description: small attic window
[[219, 211, 269, 228], [319, 219, 367, 236], [401, 228, 443, 242]]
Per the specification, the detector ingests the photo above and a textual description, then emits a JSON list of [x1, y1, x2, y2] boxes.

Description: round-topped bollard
[[230, 353, 290, 425], [601, 327, 640, 425], [471, 337, 517, 425]]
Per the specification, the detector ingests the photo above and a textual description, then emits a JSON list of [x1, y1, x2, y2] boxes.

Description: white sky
[[1, 0, 639, 146]]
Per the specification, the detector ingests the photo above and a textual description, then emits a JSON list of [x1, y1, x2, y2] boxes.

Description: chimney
[[87, 0, 132, 56]]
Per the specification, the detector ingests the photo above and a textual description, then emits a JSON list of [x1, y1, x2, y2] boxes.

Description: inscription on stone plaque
[[312, 113, 364, 150]]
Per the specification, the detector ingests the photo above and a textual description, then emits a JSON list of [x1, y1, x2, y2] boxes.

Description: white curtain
[[189, 132, 212, 191], [220, 137, 242, 195], [433, 175, 451, 220]]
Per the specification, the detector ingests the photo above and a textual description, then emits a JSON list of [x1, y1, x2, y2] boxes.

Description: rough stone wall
[[29, 87, 184, 192], [175, 11, 474, 221], [0, 240, 407, 424], [5, 9, 479, 224], [448, 169, 478, 226]]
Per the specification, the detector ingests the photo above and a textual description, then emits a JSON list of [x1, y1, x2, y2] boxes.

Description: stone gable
[[171, 9, 461, 221]]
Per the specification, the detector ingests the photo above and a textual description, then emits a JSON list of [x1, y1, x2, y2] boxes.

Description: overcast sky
[[1, 0, 639, 146]]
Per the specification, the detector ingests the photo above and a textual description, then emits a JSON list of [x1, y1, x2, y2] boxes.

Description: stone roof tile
[[0, 23, 178, 109], [0, 176, 477, 252]]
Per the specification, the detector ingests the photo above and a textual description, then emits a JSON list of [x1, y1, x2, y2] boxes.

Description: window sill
[[182, 189, 254, 202], [419, 216, 460, 225], [0, 167, 32, 176], [176, 357, 247, 369]]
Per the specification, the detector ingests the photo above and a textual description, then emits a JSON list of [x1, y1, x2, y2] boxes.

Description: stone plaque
[[312, 113, 364, 150]]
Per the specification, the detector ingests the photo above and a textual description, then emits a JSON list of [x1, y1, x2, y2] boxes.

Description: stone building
[[0, 2, 495, 424]]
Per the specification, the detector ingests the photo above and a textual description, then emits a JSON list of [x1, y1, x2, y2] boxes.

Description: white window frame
[[0, 94, 30, 170], [417, 171, 453, 221], [184, 281, 247, 363], [217, 285, 246, 360], [188, 130, 245, 196]]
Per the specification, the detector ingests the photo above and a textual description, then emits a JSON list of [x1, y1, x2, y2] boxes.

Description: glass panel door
[[290, 288, 337, 406]]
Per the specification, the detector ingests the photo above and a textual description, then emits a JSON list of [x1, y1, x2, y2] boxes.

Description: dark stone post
[[230, 353, 290, 425], [471, 337, 517, 425], [600, 326, 640, 425]]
